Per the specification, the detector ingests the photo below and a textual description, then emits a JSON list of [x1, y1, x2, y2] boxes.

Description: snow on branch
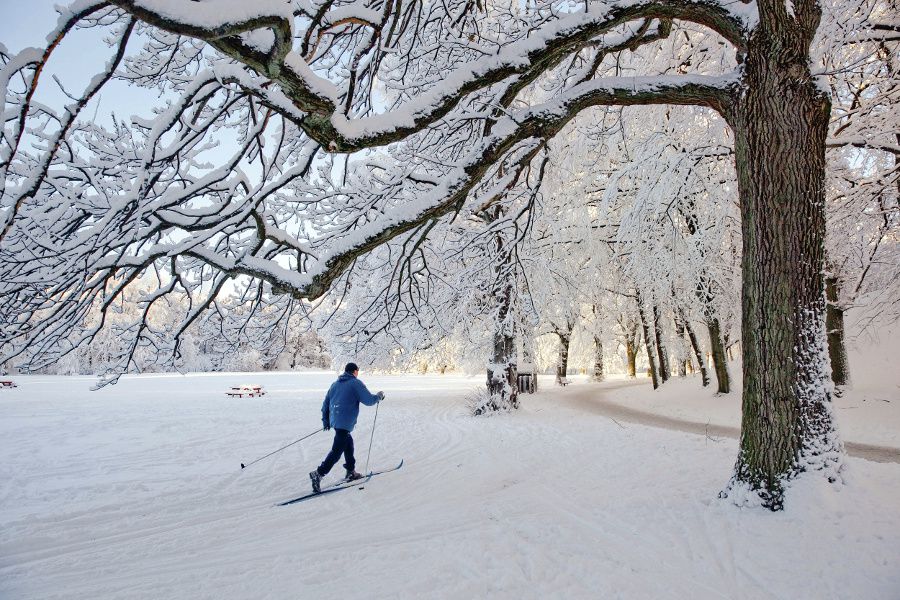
[[107, 0, 750, 151], [293, 73, 736, 298]]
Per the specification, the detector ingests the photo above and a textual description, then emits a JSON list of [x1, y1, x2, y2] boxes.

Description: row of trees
[[1, 0, 897, 508], [0, 285, 331, 376]]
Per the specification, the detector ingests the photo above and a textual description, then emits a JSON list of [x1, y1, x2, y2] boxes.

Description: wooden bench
[[226, 385, 266, 398], [0, 380, 17, 388], [558, 377, 571, 387]]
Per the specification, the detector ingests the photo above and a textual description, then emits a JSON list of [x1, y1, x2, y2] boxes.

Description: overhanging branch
[[108, 0, 748, 152], [224, 75, 735, 298]]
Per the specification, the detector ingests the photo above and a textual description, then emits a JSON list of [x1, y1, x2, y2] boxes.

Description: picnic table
[[0, 380, 18, 388], [226, 385, 266, 398]]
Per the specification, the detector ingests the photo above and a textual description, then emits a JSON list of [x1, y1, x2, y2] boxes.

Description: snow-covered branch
[[108, 0, 749, 151]]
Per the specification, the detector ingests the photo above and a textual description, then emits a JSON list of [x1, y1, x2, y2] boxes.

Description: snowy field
[[569, 374, 900, 454], [2, 372, 900, 600], [570, 328, 900, 450]]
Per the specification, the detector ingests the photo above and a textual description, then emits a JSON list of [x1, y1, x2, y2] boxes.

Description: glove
[[376, 391, 385, 401], [323, 422, 331, 431]]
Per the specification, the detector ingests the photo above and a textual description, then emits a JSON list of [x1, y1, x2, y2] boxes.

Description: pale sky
[[0, 1, 57, 53], [1, 1, 167, 128]]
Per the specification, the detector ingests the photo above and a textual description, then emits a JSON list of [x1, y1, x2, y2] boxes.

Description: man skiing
[[309, 362, 384, 493]]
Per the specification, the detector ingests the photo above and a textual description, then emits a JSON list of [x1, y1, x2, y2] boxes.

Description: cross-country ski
[[278, 460, 404, 506]]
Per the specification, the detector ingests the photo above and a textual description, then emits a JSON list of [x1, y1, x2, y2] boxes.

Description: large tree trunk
[[653, 304, 670, 383], [825, 275, 849, 386], [621, 317, 639, 378], [707, 318, 730, 393], [636, 296, 659, 390], [591, 305, 605, 382], [625, 338, 637, 378], [481, 221, 518, 414], [680, 311, 710, 387], [724, 18, 843, 509], [555, 325, 572, 385], [593, 335, 604, 382], [485, 327, 517, 412], [674, 317, 688, 377]]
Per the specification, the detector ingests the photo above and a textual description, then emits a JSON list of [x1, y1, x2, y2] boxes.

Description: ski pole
[[241, 427, 323, 469], [364, 399, 380, 476]]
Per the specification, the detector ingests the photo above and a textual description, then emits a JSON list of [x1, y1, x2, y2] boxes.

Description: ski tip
[[366, 459, 403, 476]]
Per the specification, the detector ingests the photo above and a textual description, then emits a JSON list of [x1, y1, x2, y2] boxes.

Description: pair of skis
[[277, 459, 404, 506]]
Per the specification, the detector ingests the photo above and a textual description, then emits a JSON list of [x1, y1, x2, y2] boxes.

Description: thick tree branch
[[109, 0, 748, 152], [210, 75, 734, 298]]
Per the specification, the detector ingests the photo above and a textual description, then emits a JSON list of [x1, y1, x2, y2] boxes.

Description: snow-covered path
[[561, 378, 900, 464], [2, 373, 899, 599]]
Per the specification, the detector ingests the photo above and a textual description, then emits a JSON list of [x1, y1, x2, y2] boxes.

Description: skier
[[309, 362, 384, 493]]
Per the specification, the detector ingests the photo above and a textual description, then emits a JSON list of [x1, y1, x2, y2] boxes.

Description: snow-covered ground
[[565, 371, 900, 453], [2, 372, 899, 599], [567, 322, 900, 450]]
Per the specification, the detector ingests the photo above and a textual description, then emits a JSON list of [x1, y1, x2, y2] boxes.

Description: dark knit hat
[[344, 362, 359, 374]]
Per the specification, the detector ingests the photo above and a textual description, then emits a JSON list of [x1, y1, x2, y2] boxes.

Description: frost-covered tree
[[821, 7, 900, 384], [587, 104, 740, 393]]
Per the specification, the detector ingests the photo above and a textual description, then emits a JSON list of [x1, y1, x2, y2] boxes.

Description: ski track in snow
[[1, 373, 899, 599]]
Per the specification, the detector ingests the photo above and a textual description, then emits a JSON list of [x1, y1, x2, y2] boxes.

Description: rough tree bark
[[482, 219, 518, 413], [636, 294, 659, 390], [485, 326, 517, 412], [593, 335, 605, 382], [679, 309, 710, 387], [825, 275, 849, 386], [619, 316, 639, 379], [653, 304, 671, 383], [722, 3, 843, 508], [592, 305, 604, 382], [555, 323, 573, 385], [625, 338, 638, 379], [674, 317, 688, 377], [707, 318, 731, 393], [687, 327, 711, 387]]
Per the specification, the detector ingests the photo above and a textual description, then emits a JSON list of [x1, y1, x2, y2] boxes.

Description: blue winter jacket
[[322, 372, 380, 432]]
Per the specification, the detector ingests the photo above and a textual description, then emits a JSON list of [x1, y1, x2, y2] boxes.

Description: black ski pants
[[317, 428, 355, 476]]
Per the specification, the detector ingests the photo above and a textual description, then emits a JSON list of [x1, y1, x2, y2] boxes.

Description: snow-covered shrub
[[466, 385, 517, 417]]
